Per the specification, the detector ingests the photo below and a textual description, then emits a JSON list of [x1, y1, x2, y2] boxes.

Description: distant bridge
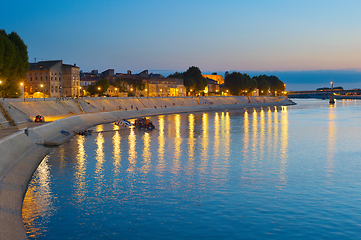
[[287, 89, 361, 99]]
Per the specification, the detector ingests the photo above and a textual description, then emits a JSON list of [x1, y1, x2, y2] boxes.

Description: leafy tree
[[124, 78, 145, 91], [167, 72, 184, 79], [8, 32, 29, 81], [183, 66, 207, 93], [0, 30, 29, 98], [113, 78, 128, 92], [253, 75, 270, 95], [267, 75, 285, 94], [224, 72, 257, 95], [113, 77, 145, 96], [87, 79, 110, 96]]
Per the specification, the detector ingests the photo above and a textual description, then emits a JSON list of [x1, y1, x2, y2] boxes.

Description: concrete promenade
[[0, 96, 295, 240]]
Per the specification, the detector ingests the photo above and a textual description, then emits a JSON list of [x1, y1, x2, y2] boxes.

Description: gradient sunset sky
[[2, 0, 361, 90]]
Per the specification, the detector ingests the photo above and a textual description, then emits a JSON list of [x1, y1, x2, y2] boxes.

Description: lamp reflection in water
[[95, 132, 105, 191], [171, 114, 182, 174], [157, 115, 165, 174], [251, 108, 258, 160], [224, 111, 231, 160], [22, 156, 53, 239], [188, 114, 195, 161], [259, 108, 266, 159], [213, 112, 220, 159], [112, 131, 122, 175], [74, 136, 87, 203], [327, 104, 336, 173], [127, 128, 137, 172], [141, 132, 151, 174], [243, 110, 250, 159], [201, 113, 209, 162], [279, 106, 289, 187]]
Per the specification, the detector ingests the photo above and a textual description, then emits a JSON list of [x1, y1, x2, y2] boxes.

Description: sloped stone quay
[[0, 96, 295, 240]]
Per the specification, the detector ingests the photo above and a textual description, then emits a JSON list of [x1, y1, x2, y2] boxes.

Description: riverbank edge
[[0, 98, 294, 240]]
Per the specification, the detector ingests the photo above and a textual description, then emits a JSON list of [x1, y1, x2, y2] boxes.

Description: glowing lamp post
[[20, 82, 25, 101], [98, 87, 101, 97], [330, 82, 335, 104], [40, 84, 44, 99]]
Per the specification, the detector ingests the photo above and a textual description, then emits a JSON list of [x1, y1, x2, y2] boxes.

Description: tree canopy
[[253, 75, 270, 95], [168, 66, 207, 94], [0, 30, 29, 97], [252, 75, 286, 95], [167, 72, 183, 79], [224, 72, 257, 96], [87, 79, 110, 96], [267, 75, 285, 94]]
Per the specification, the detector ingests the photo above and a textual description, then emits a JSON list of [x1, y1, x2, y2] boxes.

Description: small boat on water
[[114, 117, 156, 130], [115, 119, 133, 128], [77, 129, 93, 136]]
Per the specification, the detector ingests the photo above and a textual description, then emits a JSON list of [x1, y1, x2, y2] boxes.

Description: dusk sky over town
[[2, 0, 361, 90]]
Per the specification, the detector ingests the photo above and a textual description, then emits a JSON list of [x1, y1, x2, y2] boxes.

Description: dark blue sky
[[2, 0, 361, 90]]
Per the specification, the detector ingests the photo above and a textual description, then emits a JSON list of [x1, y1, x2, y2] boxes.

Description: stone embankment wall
[[1, 96, 283, 125], [0, 96, 293, 240]]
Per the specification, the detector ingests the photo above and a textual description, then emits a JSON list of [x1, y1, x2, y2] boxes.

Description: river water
[[22, 99, 361, 239]]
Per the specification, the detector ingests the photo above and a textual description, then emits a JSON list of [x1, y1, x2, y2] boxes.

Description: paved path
[[0, 122, 48, 140]]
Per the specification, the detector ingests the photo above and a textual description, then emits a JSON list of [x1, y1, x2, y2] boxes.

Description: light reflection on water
[[23, 100, 361, 239]]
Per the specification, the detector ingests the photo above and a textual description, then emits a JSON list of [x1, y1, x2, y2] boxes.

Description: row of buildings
[[23, 60, 229, 98]]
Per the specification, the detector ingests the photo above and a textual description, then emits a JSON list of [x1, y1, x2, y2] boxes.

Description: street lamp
[[40, 84, 44, 98], [20, 82, 25, 101], [98, 87, 101, 97], [330, 82, 335, 104]]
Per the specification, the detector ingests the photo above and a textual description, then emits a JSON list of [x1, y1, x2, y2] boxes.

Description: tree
[[253, 75, 270, 95], [167, 72, 184, 79], [0, 30, 29, 98], [267, 75, 285, 95], [87, 79, 110, 96], [224, 72, 257, 95], [183, 66, 207, 94]]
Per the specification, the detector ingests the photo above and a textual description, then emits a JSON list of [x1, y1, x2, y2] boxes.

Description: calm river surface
[[23, 99, 361, 239]]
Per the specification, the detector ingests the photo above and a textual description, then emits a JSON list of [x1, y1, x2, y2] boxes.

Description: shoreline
[[0, 97, 295, 240]]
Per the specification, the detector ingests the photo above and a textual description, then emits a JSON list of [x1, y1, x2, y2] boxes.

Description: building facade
[[25, 60, 63, 98], [62, 64, 80, 97]]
